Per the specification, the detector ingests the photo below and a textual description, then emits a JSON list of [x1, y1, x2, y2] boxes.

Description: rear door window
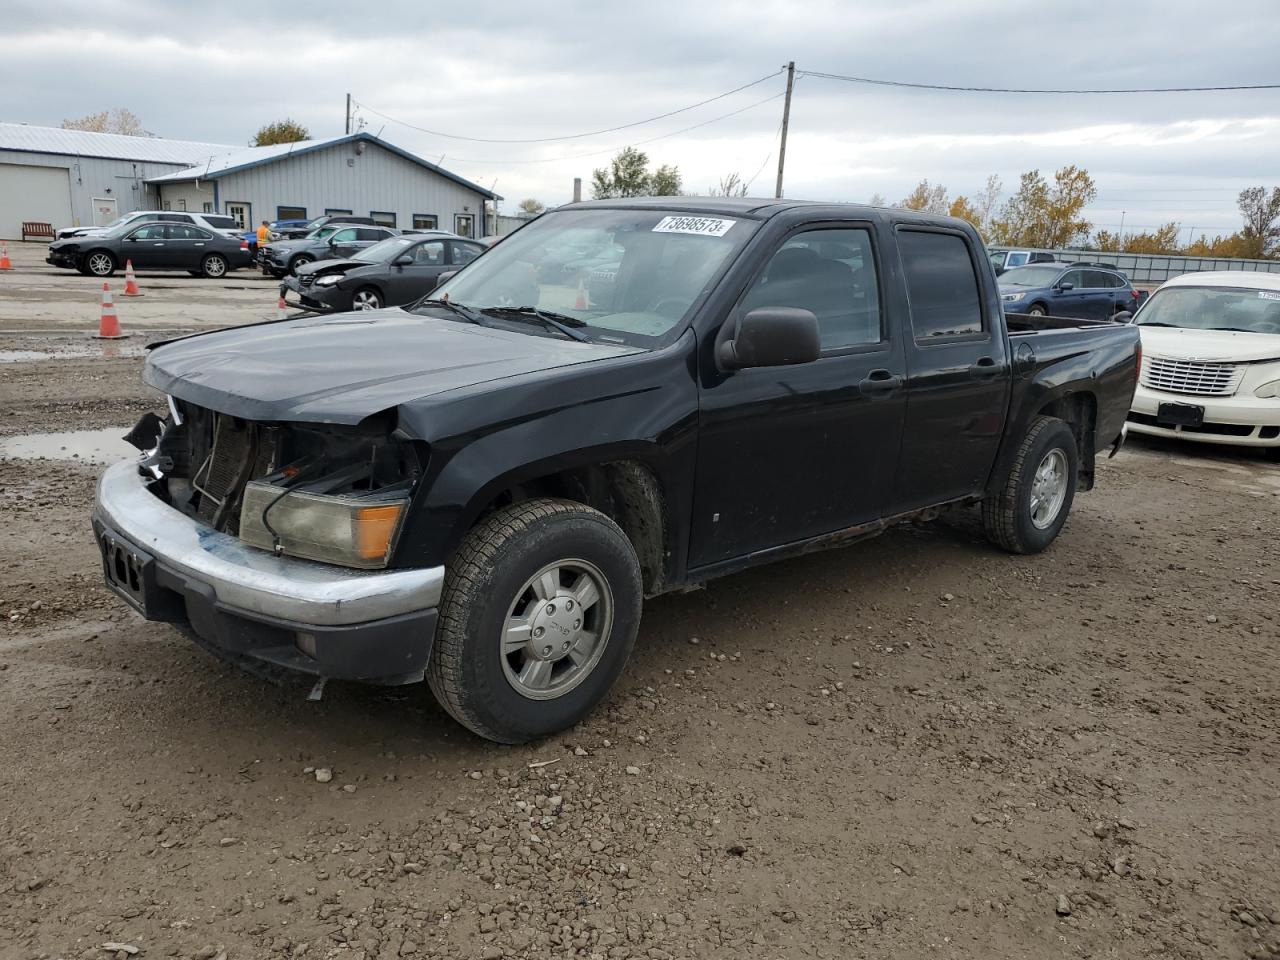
[[899, 230, 984, 339], [449, 241, 484, 265]]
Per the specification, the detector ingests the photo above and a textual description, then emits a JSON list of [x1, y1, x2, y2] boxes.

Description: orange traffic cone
[[94, 282, 127, 339], [122, 259, 142, 296], [0, 242, 12, 270], [574, 278, 588, 310], [277, 294, 288, 320]]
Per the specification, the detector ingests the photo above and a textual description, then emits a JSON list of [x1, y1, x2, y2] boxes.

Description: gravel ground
[[1, 249, 1279, 960]]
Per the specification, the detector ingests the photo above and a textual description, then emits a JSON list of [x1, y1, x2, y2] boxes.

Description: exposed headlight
[[1001, 291, 1026, 302], [238, 482, 408, 569], [315, 274, 343, 286], [1255, 379, 1280, 399], [268, 231, 281, 240]]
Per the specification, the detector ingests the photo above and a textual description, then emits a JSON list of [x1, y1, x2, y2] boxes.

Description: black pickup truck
[[92, 198, 1139, 743]]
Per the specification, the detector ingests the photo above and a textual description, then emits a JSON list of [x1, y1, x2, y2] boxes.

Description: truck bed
[[1005, 312, 1130, 334]]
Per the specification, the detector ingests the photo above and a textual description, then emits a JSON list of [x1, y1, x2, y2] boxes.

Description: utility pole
[[345, 93, 352, 136], [774, 61, 795, 199]]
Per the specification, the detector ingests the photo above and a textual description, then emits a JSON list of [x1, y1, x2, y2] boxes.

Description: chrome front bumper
[[92, 460, 443, 627]]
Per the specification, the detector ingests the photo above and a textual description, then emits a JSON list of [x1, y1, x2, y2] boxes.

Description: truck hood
[[1137, 325, 1280, 363], [144, 309, 643, 426]]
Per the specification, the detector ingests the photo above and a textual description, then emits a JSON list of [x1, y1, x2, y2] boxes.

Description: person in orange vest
[[255, 219, 272, 252]]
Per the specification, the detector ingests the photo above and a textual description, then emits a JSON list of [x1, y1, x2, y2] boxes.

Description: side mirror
[[393, 254, 414, 266], [1057, 281, 1074, 292], [717, 307, 821, 371], [437, 270, 458, 285]]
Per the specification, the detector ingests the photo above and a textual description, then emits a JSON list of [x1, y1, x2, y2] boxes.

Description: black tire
[[288, 254, 314, 275], [982, 416, 1078, 554], [201, 254, 228, 279], [83, 250, 116, 277], [1027, 303, 1048, 317], [351, 286, 383, 311], [428, 498, 643, 744]]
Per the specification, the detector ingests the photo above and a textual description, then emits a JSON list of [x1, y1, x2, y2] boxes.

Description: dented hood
[[144, 309, 642, 425]]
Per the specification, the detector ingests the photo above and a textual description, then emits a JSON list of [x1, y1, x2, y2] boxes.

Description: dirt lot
[[2, 243, 1278, 960]]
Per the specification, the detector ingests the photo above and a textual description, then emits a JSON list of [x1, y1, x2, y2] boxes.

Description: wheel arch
[[1031, 391, 1098, 490]]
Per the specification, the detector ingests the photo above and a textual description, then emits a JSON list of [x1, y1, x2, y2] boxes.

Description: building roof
[[1163, 270, 1280, 290], [0, 122, 234, 165], [146, 132, 499, 200]]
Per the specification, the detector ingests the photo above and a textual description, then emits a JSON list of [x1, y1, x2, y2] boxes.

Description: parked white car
[[56, 211, 242, 243], [1128, 271, 1280, 457]]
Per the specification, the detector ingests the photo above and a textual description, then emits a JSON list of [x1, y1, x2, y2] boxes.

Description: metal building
[[0, 123, 233, 239], [148, 133, 498, 238], [1, 125, 499, 240]]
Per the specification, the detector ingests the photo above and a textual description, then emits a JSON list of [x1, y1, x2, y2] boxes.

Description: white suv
[[56, 211, 243, 242], [1128, 271, 1280, 457]]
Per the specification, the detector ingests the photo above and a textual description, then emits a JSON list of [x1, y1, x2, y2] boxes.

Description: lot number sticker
[[652, 216, 737, 237], [1258, 290, 1280, 301]]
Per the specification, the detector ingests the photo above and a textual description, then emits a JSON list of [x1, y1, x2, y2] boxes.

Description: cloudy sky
[[7, 0, 1280, 239]]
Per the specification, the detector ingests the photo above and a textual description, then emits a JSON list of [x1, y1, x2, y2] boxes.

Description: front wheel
[[201, 254, 228, 278], [84, 251, 115, 277], [352, 287, 383, 310], [428, 498, 642, 743], [1027, 303, 1047, 317], [289, 254, 314, 275], [982, 416, 1078, 554]]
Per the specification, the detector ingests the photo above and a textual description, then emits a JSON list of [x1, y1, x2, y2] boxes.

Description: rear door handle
[[858, 368, 903, 398], [969, 356, 999, 380]]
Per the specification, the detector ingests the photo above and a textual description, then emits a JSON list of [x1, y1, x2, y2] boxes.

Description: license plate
[[99, 530, 151, 614], [1157, 402, 1205, 428]]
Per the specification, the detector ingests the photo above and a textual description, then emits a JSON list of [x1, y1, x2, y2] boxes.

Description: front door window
[[225, 203, 251, 230]]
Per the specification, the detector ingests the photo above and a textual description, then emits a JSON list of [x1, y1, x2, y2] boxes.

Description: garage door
[[0, 163, 73, 241]]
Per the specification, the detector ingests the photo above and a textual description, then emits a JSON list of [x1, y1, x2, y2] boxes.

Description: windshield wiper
[[412, 297, 486, 324], [481, 306, 592, 342], [1136, 321, 1179, 327]]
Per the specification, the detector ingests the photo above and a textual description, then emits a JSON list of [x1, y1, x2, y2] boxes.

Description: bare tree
[[708, 172, 749, 197], [517, 198, 546, 216], [62, 108, 146, 136]]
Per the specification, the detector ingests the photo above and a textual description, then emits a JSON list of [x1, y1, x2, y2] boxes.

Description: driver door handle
[[858, 368, 903, 398]]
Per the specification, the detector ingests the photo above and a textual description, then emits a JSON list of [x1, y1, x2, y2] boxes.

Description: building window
[[202, 202, 213, 213], [454, 213, 475, 238], [413, 214, 438, 230], [324, 208, 352, 216], [177, 198, 187, 211], [162, 200, 171, 210], [370, 211, 397, 228], [277, 205, 307, 220]]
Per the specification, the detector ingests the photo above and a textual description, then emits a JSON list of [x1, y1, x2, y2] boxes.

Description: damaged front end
[[136, 398, 426, 570]]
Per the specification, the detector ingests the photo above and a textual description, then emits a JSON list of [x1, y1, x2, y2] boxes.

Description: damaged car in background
[[93, 198, 1138, 744]]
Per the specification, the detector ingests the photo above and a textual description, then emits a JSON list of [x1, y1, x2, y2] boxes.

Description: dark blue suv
[[999, 262, 1139, 320]]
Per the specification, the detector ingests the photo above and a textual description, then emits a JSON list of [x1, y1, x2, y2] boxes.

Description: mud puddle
[[0, 427, 135, 463], [0, 343, 147, 362]]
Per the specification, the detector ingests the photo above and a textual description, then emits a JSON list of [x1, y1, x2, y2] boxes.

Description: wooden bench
[[21, 222, 55, 241]]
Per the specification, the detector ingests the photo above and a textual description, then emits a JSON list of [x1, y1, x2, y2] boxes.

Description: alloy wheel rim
[[89, 254, 111, 275], [500, 558, 614, 700], [1029, 448, 1068, 529], [354, 291, 380, 310], [206, 257, 225, 277]]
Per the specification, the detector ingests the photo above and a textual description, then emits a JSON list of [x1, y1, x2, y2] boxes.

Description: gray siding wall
[[0, 150, 191, 227], [166, 141, 489, 236], [158, 180, 219, 214]]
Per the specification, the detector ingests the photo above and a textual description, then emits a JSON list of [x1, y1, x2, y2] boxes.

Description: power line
[[435, 91, 786, 166], [743, 118, 785, 192], [797, 69, 1280, 94], [353, 69, 784, 145]]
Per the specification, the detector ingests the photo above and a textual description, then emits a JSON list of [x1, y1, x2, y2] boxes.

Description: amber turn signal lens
[[355, 505, 407, 560]]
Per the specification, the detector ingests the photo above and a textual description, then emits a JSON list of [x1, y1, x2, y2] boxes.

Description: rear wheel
[[983, 416, 1078, 554], [289, 254, 314, 275], [428, 498, 642, 744], [84, 251, 115, 277], [201, 253, 228, 278], [352, 287, 383, 310]]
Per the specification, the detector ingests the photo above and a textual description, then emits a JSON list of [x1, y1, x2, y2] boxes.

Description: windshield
[[1000, 265, 1062, 287], [355, 236, 418, 263], [425, 208, 755, 345], [1136, 286, 1280, 334]]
